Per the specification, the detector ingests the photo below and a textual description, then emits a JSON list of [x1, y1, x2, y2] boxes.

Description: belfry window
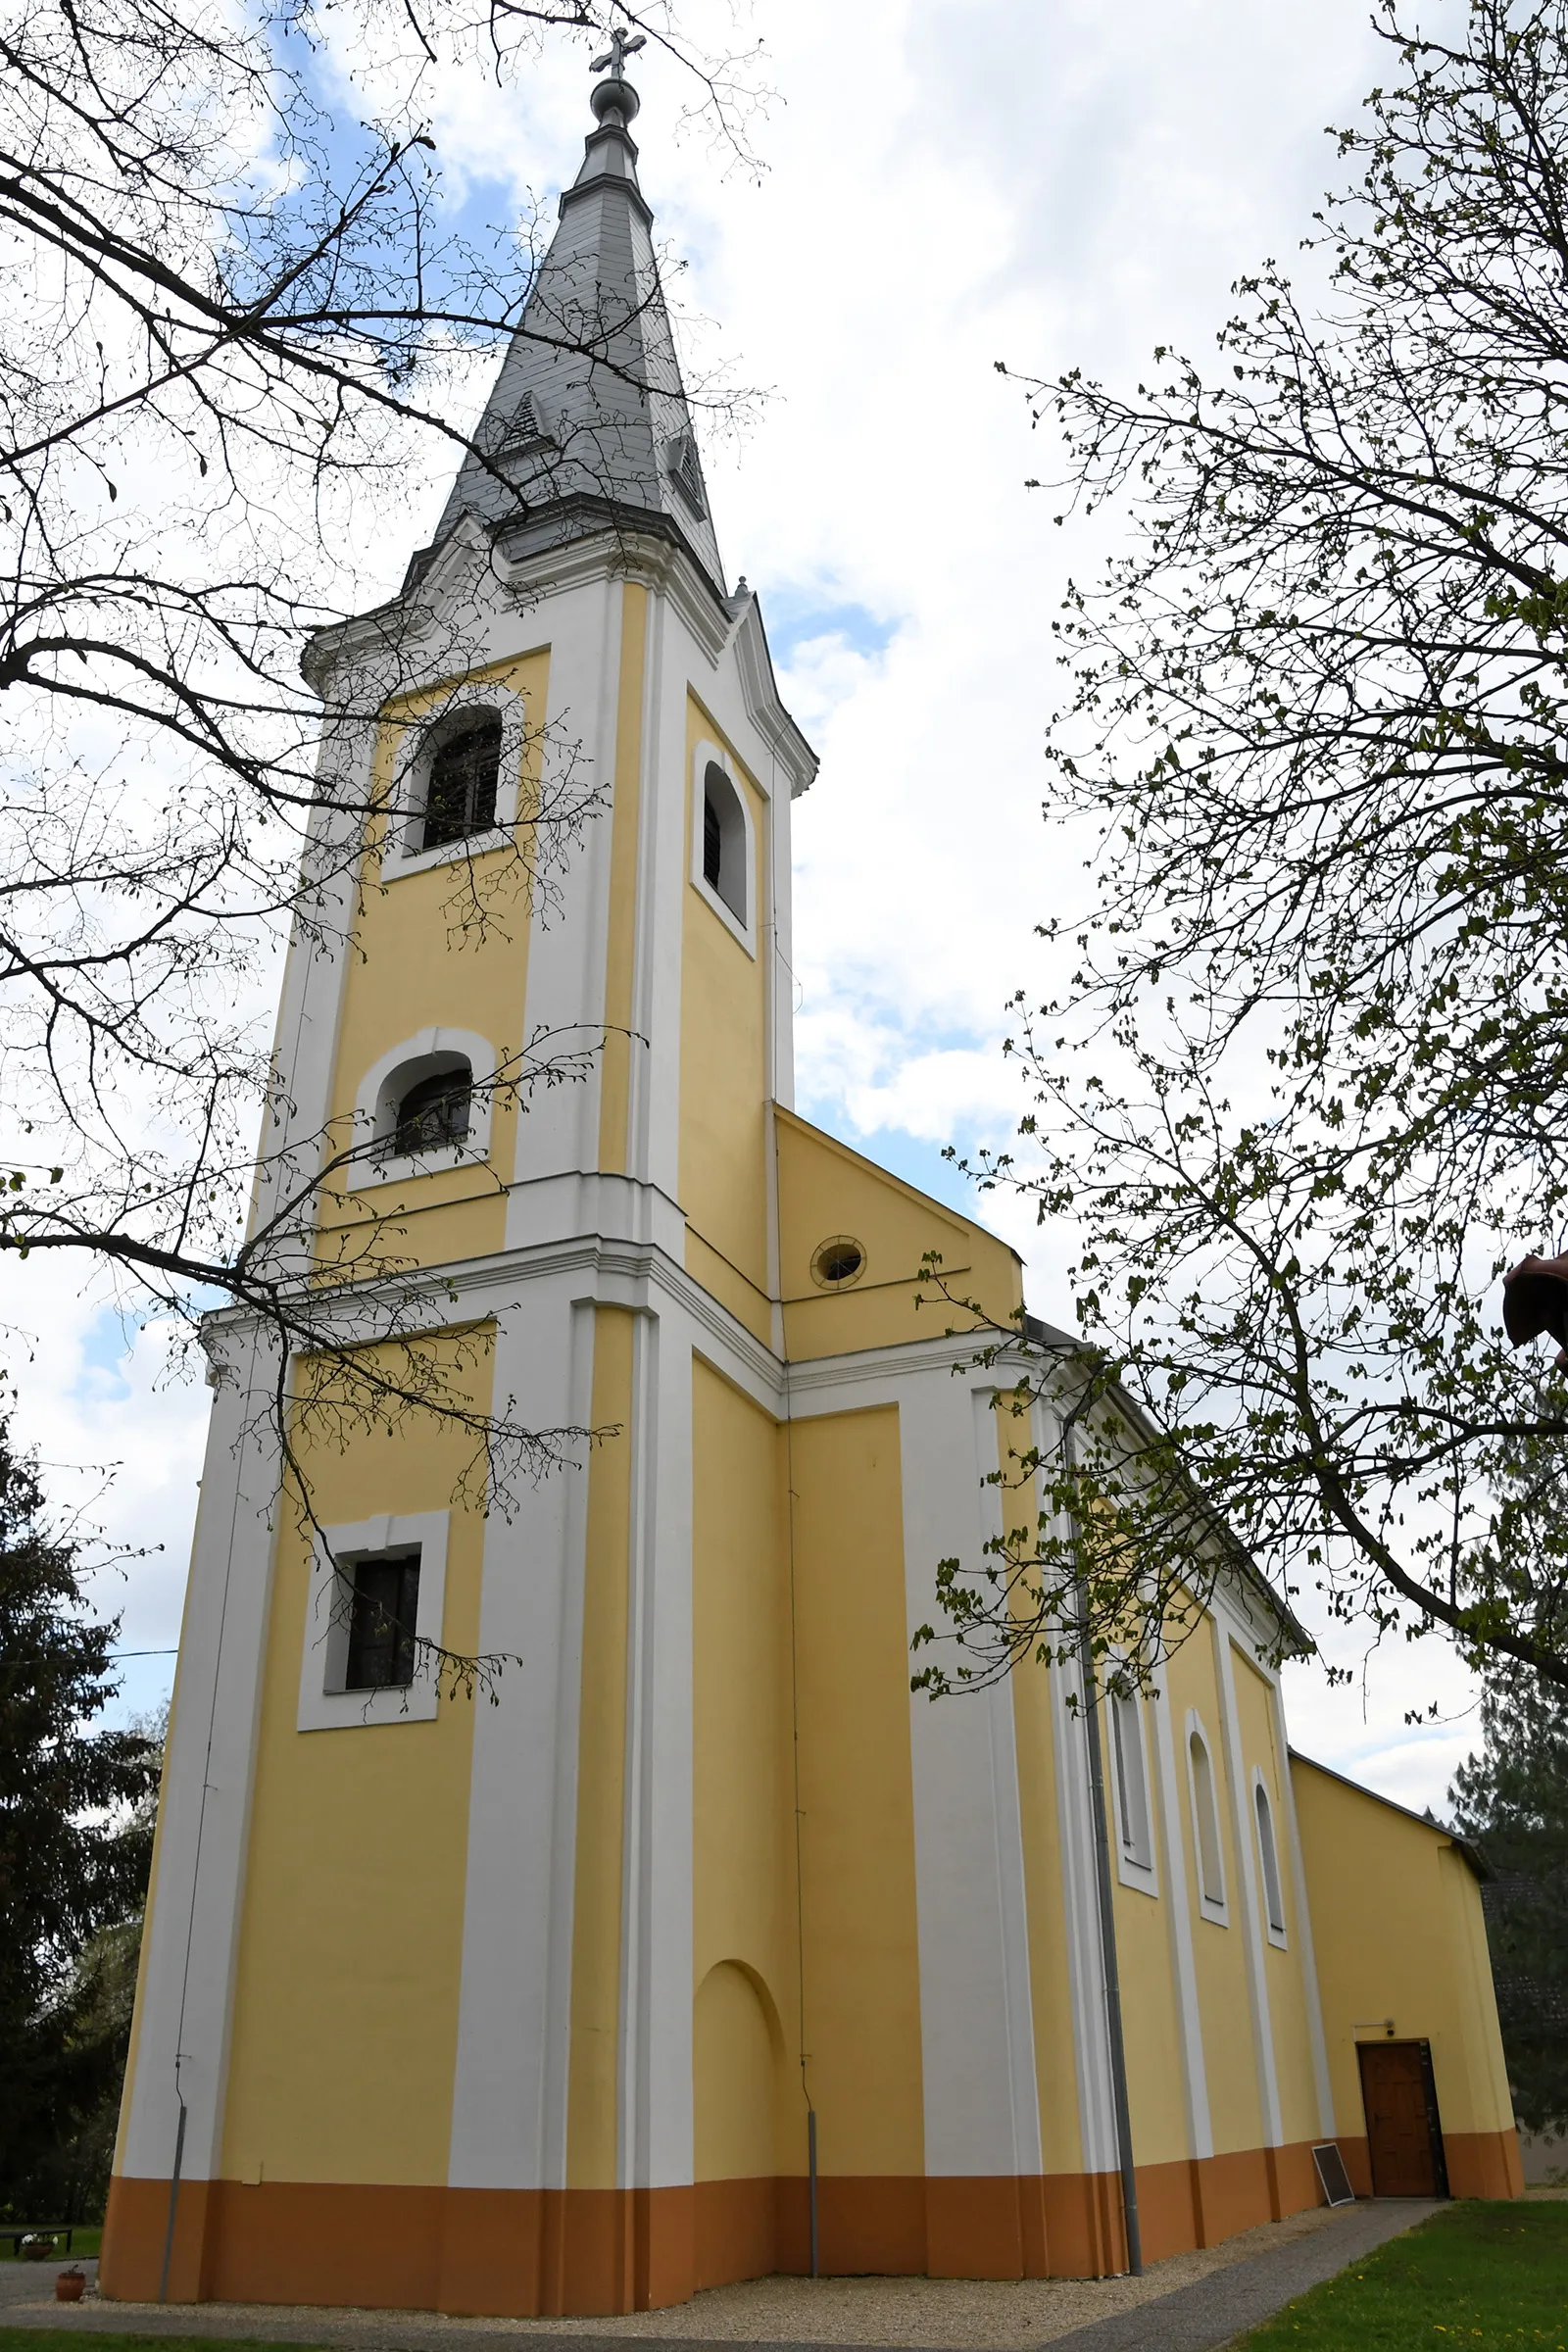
[[343, 1551, 421, 1690], [1254, 1780, 1288, 1938], [701, 761, 747, 923], [422, 716, 502, 852], [388, 1064, 472, 1158]]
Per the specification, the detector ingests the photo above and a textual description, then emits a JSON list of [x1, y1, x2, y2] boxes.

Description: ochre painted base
[[101, 2142, 1373, 2316], [1338, 2128, 1522, 2202]]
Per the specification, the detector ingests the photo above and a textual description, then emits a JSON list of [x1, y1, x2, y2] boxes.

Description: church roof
[[418, 58, 726, 596]]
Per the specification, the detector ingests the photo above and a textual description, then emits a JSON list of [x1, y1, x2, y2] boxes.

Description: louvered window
[[344, 1552, 421, 1690], [422, 718, 502, 851], [503, 392, 544, 447], [668, 430, 706, 519]]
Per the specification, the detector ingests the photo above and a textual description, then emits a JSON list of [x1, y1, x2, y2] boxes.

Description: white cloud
[[6, 0, 1485, 1807]]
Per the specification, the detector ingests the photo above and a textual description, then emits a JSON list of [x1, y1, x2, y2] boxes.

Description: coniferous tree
[[0, 1421, 160, 2219], [1450, 1673, 1568, 2135]]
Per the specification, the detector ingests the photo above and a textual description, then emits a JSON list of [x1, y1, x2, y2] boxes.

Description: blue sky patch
[[758, 588, 900, 671]]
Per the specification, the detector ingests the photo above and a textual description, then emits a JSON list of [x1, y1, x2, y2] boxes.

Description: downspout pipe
[[1064, 1425, 1144, 2278]]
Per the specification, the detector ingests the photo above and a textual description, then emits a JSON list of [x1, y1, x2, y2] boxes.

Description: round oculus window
[[811, 1235, 866, 1289]]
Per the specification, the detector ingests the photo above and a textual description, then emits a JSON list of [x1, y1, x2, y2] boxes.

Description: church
[[103, 51, 1521, 2318]]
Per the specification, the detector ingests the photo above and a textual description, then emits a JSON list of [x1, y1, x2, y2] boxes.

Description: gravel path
[[0, 2200, 1440, 2352]]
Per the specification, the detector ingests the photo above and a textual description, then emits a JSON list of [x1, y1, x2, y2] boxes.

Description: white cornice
[[301, 514, 502, 700], [730, 595, 818, 799]]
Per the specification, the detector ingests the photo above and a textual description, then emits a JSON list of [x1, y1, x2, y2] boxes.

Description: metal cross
[[591, 25, 646, 75]]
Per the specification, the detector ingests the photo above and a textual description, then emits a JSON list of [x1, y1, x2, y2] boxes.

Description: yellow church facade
[[103, 59, 1520, 2319]]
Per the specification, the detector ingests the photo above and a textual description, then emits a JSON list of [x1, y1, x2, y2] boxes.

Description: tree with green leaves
[[0, 1420, 161, 2220], [921, 0, 1568, 1698], [1450, 1672, 1568, 2133]]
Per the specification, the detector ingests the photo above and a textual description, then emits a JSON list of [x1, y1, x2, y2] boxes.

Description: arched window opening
[[1254, 1780, 1287, 1936], [385, 1062, 472, 1160], [1109, 1687, 1152, 1872], [422, 715, 502, 852], [1189, 1728, 1225, 1910], [702, 761, 747, 924]]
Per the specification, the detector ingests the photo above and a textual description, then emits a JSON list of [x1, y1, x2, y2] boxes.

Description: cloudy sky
[[4, 0, 1489, 1810]]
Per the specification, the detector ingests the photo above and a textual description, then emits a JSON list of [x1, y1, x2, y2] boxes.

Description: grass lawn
[[0, 2232, 101, 2264], [1240, 2200, 1568, 2349]]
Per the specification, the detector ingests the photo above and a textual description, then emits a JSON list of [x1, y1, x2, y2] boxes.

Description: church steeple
[[424, 47, 726, 594]]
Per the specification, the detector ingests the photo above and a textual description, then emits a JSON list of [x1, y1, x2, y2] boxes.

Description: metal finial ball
[[590, 74, 641, 125]]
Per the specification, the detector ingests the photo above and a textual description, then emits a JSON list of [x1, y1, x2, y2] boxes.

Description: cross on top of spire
[[590, 25, 646, 77]]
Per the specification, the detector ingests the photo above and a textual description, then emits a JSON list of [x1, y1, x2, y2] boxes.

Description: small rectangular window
[[344, 1551, 421, 1690]]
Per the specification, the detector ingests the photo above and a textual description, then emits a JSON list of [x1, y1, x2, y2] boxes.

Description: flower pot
[[55, 2272, 85, 2302]]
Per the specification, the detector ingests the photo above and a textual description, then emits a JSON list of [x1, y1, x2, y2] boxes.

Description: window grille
[[422, 717, 502, 851], [344, 1552, 421, 1690], [703, 793, 722, 888], [388, 1068, 472, 1159]]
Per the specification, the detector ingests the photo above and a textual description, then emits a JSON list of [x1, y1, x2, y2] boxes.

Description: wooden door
[[1358, 2040, 1446, 2196]]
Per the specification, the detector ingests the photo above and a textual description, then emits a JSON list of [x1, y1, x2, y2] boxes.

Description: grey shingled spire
[[423, 58, 726, 595]]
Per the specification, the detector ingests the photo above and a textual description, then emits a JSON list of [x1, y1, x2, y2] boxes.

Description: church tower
[[102, 52, 1521, 2321]]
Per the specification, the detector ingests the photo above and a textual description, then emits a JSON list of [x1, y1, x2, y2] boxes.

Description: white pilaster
[[1271, 1680, 1337, 2135], [1150, 1654, 1213, 2159], [505, 572, 618, 1224], [119, 1326, 283, 2184], [446, 1284, 595, 2189], [619, 1306, 695, 2187], [1212, 1617, 1284, 2149], [901, 1371, 1042, 2180]]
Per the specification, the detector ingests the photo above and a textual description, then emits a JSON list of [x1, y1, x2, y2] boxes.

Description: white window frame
[[1251, 1767, 1289, 1946], [690, 738, 757, 956], [344, 1025, 497, 1193], [296, 1509, 450, 1731], [384, 679, 530, 878], [1185, 1708, 1229, 1925], [1104, 1669, 1158, 1895]]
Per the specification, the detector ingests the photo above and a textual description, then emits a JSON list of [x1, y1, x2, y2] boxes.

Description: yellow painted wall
[[680, 696, 771, 1344], [789, 1405, 925, 2178], [220, 1329, 492, 2185], [1292, 1755, 1515, 2143], [690, 1356, 802, 2180], [566, 1306, 636, 2189], [694, 1963, 786, 2184], [776, 1109, 1022, 1362], [1104, 1695, 1190, 2169], [317, 649, 549, 1277], [1230, 1652, 1319, 2146], [1162, 1627, 1264, 2157], [599, 587, 647, 1176]]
